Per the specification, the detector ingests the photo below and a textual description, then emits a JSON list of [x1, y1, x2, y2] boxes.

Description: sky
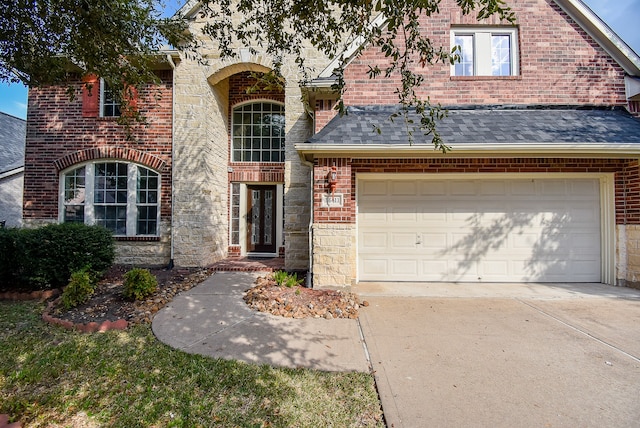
[[1, 0, 639, 120]]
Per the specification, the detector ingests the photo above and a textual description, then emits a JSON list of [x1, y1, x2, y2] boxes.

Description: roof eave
[[175, 0, 201, 19], [295, 143, 640, 162]]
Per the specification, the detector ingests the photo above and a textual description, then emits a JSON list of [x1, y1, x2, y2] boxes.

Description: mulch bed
[[45, 266, 214, 326], [3, 266, 367, 329], [244, 275, 367, 319]]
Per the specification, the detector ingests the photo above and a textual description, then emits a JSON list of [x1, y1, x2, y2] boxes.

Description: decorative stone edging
[[42, 299, 128, 333]]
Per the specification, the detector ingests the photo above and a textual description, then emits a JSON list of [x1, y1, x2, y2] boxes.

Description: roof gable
[[0, 112, 26, 175], [314, 0, 640, 84]]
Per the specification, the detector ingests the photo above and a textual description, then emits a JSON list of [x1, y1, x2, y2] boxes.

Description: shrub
[[272, 270, 304, 288], [0, 223, 115, 291], [123, 268, 157, 301], [60, 268, 96, 310], [285, 272, 304, 288], [30, 223, 115, 288], [0, 228, 22, 287], [272, 270, 288, 286]]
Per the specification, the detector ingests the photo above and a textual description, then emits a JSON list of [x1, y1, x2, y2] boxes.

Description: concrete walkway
[[152, 272, 369, 372], [154, 275, 640, 427]]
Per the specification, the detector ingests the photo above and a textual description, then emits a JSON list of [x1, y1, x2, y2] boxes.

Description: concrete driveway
[[354, 282, 640, 428]]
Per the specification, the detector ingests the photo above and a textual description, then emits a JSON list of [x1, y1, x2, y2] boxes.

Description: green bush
[[123, 268, 157, 301], [60, 268, 96, 310], [285, 272, 304, 288], [272, 270, 304, 288], [272, 270, 288, 286], [0, 223, 115, 290], [0, 227, 22, 287]]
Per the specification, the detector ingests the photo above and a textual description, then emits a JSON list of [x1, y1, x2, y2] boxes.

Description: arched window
[[61, 161, 160, 236], [232, 102, 285, 162]]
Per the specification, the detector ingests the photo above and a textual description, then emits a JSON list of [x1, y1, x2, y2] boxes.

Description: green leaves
[[1, 0, 515, 145], [198, 0, 514, 149]]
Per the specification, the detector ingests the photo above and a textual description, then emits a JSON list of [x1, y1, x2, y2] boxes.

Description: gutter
[[295, 142, 640, 162]]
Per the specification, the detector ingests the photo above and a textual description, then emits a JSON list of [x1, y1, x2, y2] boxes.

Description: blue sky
[[1, 0, 639, 120]]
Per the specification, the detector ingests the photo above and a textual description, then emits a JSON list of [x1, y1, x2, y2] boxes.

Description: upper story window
[[451, 27, 519, 76], [100, 79, 121, 117], [61, 161, 160, 236], [232, 102, 285, 162]]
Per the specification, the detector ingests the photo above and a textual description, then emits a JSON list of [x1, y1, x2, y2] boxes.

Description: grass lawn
[[0, 301, 383, 427]]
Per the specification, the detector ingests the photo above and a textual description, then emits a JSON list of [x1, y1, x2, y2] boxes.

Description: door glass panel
[[251, 190, 261, 245], [264, 190, 273, 245]]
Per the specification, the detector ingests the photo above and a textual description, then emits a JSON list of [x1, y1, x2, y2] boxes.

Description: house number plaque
[[321, 193, 344, 208]]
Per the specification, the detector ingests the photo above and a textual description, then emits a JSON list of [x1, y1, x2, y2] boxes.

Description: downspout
[[300, 155, 314, 288], [166, 53, 176, 269]]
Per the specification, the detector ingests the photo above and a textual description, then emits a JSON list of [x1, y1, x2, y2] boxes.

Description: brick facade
[[306, 0, 640, 288], [23, 71, 173, 265], [342, 0, 627, 108]]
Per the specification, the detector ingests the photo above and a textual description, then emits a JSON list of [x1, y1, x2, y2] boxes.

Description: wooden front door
[[246, 185, 277, 253]]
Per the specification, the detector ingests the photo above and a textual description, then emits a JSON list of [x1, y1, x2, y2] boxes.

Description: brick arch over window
[[54, 148, 167, 173]]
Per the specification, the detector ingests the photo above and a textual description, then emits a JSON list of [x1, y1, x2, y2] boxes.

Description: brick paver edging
[[42, 300, 128, 333], [1, 289, 127, 333], [0, 413, 21, 428], [0, 289, 59, 301]]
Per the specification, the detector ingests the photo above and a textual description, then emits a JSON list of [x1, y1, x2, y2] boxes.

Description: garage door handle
[[416, 235, 422, 245]]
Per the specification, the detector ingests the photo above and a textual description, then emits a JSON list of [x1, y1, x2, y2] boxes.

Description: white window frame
[[100, 78, 121, 117], [450, 27, 519, 76], [59, 161, 161, 237], [231, 101, 285, 163]]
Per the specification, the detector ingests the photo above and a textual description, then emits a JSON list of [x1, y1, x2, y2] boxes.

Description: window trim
[[231, 100, 286, 163], [450, 27, 519, 77], [99, 78, 122, 117], [59, 161, 161, 237]]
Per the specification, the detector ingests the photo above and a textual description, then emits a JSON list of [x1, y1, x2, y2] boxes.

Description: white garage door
[[358, 177, 601, 282]]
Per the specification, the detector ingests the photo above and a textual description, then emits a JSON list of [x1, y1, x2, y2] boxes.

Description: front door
[[246, 185, 277, 253]]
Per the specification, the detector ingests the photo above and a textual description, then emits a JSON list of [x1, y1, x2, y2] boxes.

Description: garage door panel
[[391, 181, 418, 195], [360, 232, 387, 250], [391, 208, 418, 222], [360, 180, 388, 196], [540, 180, 568, 196], [358, 177, 601, 283], [450, 181, 477, 195], [390, 259, 419, 276], [391, 233, 418, 249], [361, 259, 388, 276], [511, 180, 537, 196], [480, 180, 507, 195], [422, 233, 447, 248], [420, 180, 447, 195]]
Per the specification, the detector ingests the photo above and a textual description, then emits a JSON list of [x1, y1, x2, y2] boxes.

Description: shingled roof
[[299, 105, 640, 158], [0, 112, 26, 175]]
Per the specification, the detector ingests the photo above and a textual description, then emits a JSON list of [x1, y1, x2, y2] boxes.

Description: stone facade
[[312, 223, 356, 289], [170, 11, 332, 269], [617, 225, 640, 289]]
